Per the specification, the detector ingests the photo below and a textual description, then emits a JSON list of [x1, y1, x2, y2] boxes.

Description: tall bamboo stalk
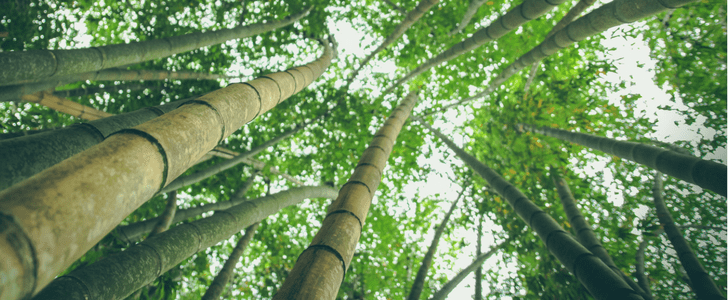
[[521, 124, 727, 197], [32, 186, 338, 300], [418, 119, 644, 299], [202, 222, 260, 300], [0, 38, 334, 300], [21, 91, 112, 120], [447, 0, 486, 36], [274, 89, 419, 299], [0, 8, 311, 86], [430, 240, 508, 300], [53, 84, 154, 98]]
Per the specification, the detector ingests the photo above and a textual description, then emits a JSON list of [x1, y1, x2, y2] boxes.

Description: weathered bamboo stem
[[382, 0, 567, 95], [274, 89, 419, 299], [0, 38, 334, 299], [418, 119, 644, 299], [0, 8, 311, 86], [652, 173, 725, 300], [522, 124, 727, 197], [32, 186, 338, 300]]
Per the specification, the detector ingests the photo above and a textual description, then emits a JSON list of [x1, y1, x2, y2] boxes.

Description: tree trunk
[[158, 122, 309, 194], [418, 119, 644, 299], [552, 171, 652, 300], [148, 191, 178, 238], [652, 173, 725, 300], [434, 0, 698, 114], [522, 124, 727, 197], [382, 0, 566, 95], [53, 83, 155, 98], [346, 0, 439, 87], [0, 8, 311, 86], [32, 186, 338, 300], [474, 214, 483, 300], [446, 0, 486, 36], [116, 170, 260, 243], [429, 240, 507, 300], [201, 222, 260, 300], [274, 89, 419, 300], [523, 0, 596, 92], [0, 39, 334, 300], [21, 91, 113, 120], [407, 188, 462, 300]]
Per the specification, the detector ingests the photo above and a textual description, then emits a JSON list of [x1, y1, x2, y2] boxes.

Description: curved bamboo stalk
[[0, 39, 334, 300], [201, 222, 260, 300], [0, 8, 311, 86], [429, 240, 507, 300], [652, 173, 725, 300], [418, 119, 644, 299], [522, 124, 727, 197], [32, 186, 338, 300], [433, 0, 697, 114], [407, 188, 463, 300], [552, 171, 652, 300], [382, 0, 567, 95], [447, 0, 486, 36], [346, 0, 439, 87], [275, 89, 420, 299]]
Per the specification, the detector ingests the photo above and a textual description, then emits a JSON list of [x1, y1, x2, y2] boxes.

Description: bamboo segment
[[0, 40, 333, 300], [21, 91, 113, 120], [652, 173, 725, 300], [53, 84, 154, 98], [274, 89, 420, 300], [382, 0, 567, 94], [346, 0, 440, 86], [32, 186, 338, 300], [447, 0, 486, 36], [429, 240, 507, 300], [419, 120, 644, 299], [523, 124, 727, 197], [202, 222, 260, 300], [0, 8, 311, 86], [436, 0, 698, 113]]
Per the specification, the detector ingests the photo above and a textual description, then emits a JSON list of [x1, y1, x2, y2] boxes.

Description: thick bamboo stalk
[[0, 8, 311, 86], [523, 0, 596, 92], [148, 191, 178, 237], [0, 99, 187, 191], [435, 0, 698, 113], [382, 0, 567, 95], [407, 188, 462, 300], [115, 170, 260, 243], [53, 84, 154, 98], [201, 222, 260, 300], [553, 172, 652, 300], [447, 0, 486, 36], [158, 123, 307, 194], [32, 186, 338, 300], [0, 39, 334, 300], [345, 0, 439, 87], [652, 173, 725, 300], [274, 89, 419, 299], [522, 124, 727, 197], [21, 91, 113, 120], [429, 240, 507, 300], [418, 119, 644, 299]]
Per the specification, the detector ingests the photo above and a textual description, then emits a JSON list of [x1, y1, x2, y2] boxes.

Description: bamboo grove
[[0, 0, 725, 299]]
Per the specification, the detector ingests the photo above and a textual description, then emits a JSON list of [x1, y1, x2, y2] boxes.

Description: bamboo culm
[[274, 89, 419, 299], [382, 0, 567, 95], [447, 0, 486, 36], [652, 173, 725, 300], [53, 84, 155, 98], [0, 8, 311, 86], [32, 186, 338, 300], [201, 222, 260, 300], [407, 187, 462, 300], [522, 124, 727, 197], [418, 119, 644, 299], [0, 38, 334, 300], [429, 240, 507, 300], [148, 191, 178, 237]]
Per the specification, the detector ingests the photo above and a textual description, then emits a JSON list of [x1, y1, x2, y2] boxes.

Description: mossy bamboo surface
[[524, 124, 727, 197], [383, 0, 567, 94], [274, 89, 419, 299], [436, 0, 697, 113], [0, 39, 333, 300], [420, 120, 644, 299], [652, 173, 725, 300], [201, 222, 260, 300], [32, 186, 338, 300], [0, 8, 311, 86], [553, 172, 651, 300], [346, 0, 439, 86], [407, 189, 461, 300]]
